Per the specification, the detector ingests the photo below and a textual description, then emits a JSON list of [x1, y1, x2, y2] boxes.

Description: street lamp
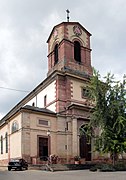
[[47, 130, 50, 136]]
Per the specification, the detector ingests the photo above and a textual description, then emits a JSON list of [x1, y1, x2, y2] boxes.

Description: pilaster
[[72, 118, 78, 156]]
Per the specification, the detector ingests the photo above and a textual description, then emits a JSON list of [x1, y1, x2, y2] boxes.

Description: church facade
[[0, 21, 95, 165]]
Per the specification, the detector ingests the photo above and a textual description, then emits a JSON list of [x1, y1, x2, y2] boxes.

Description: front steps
[[29, 164, 47, 171], [46, 164, 69, 172], [29, 163, 94, 172]]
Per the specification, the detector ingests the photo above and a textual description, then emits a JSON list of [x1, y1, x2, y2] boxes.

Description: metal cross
[[66, 9, 70, 22]]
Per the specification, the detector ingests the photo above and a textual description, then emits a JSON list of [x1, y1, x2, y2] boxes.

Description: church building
[[0, 20, 95, 165]]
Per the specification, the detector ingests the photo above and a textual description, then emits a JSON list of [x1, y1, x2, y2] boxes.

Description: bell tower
[[46, 21, 93, 160], [47, 21, 92, 77]]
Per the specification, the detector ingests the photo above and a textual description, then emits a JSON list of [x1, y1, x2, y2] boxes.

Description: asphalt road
[[0, 169, 126, 180]]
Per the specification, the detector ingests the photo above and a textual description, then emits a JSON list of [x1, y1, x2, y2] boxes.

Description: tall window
[[54, 44, 58, 65], [44, 95, 47, 107], [5, 133, 8, 153], [1, 136, 3, 154], [12, 121, 19, 133], [74, 41, 81, 62]]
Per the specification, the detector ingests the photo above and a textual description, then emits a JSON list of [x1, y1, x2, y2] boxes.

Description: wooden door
[[39, 137, 48, 158], [79, 134, 91, 161]]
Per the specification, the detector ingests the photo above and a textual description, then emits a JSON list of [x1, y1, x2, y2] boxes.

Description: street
[[0, 169, 126, 180]]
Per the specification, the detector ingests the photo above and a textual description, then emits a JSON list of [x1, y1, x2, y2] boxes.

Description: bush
[[89, 166, 97, 172], [49, 154, 59, 164], [99, 164, 115, 172], [90, 162, 126, 172], [90, 163, 115, 172], [74, 156, 80, 161], [114, 162, 126, 171]]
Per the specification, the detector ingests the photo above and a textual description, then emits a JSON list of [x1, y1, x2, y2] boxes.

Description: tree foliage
[[82, 69, 126, 164]]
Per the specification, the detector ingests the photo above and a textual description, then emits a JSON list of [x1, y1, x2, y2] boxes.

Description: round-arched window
[[54, 44, 58, 65], [74, 41, 81, 62], [12, 121, 19, 133]]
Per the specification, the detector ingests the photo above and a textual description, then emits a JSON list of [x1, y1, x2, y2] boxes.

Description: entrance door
[[38, 137, 48, 159], [79, 134, 91, 161]]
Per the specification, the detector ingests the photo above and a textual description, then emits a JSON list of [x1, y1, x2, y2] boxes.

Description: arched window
[[5, 132, 8, 153], [74, 41, 81, 62], [12, 121, 19, 133], [1, 136, 3, 154], [54, 44, 58, 65]]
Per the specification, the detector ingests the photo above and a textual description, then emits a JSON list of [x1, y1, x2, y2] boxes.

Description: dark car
[[8, 158, 28, 171]]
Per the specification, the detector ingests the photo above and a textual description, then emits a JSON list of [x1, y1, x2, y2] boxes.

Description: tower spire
[[66, 9, 70, 22]]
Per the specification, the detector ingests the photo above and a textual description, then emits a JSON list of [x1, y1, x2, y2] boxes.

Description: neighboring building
[[0, 21, 95, 165]]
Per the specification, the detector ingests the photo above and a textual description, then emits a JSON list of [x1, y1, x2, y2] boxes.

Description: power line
[[0, 86, 29, 93]]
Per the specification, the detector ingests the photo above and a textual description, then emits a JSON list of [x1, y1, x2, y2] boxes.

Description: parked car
[[8, 158, 28, 171]]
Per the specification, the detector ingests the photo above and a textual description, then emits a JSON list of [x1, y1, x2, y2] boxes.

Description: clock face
[[73, 25, 82, 36]]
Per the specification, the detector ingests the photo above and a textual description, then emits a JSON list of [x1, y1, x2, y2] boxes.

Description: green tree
[[81, 69, 126, 165]]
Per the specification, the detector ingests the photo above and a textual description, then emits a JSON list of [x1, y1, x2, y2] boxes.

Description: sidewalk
[[0, 166, 7, 171]]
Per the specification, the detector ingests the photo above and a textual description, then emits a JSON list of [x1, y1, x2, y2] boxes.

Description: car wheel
[[8, 167, 11, 171], [20, 167, 22, 171]]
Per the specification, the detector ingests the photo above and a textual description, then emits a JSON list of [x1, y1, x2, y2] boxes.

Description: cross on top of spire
[[66, 9, 70, 22]]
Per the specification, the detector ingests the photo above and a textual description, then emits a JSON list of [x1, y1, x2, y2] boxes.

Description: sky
[[0, 0, 126, 119]]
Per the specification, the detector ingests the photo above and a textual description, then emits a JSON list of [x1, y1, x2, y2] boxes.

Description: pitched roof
[[21, 105, 56, 115], [47, 21, 91, 43], [0, 105, 56, 127]]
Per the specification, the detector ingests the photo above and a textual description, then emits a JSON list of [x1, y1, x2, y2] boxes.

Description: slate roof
[[0, 105, 56, 127], [21, 105, 56, 115]]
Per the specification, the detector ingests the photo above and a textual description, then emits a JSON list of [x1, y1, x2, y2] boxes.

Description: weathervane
[[66, 9, 70, 22]]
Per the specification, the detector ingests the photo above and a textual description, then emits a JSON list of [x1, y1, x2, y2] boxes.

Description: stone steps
[[29, 163, 95, 172], [46, 164, 69, 172], [28, 164, 47, 170]]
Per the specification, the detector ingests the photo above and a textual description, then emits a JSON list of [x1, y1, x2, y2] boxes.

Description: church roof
[[21, 105, 56, 115], [47, 21, 92, 43], [0, 105, 56, 127], [0, 68, 91, 125]]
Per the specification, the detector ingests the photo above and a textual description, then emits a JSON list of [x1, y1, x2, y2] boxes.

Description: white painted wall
[[9, 114, 22, 158], [0, 125, 8, 160], [10, 131, 22, 158], [26, 80, 56, 112], [0, 114, 22, 161]]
